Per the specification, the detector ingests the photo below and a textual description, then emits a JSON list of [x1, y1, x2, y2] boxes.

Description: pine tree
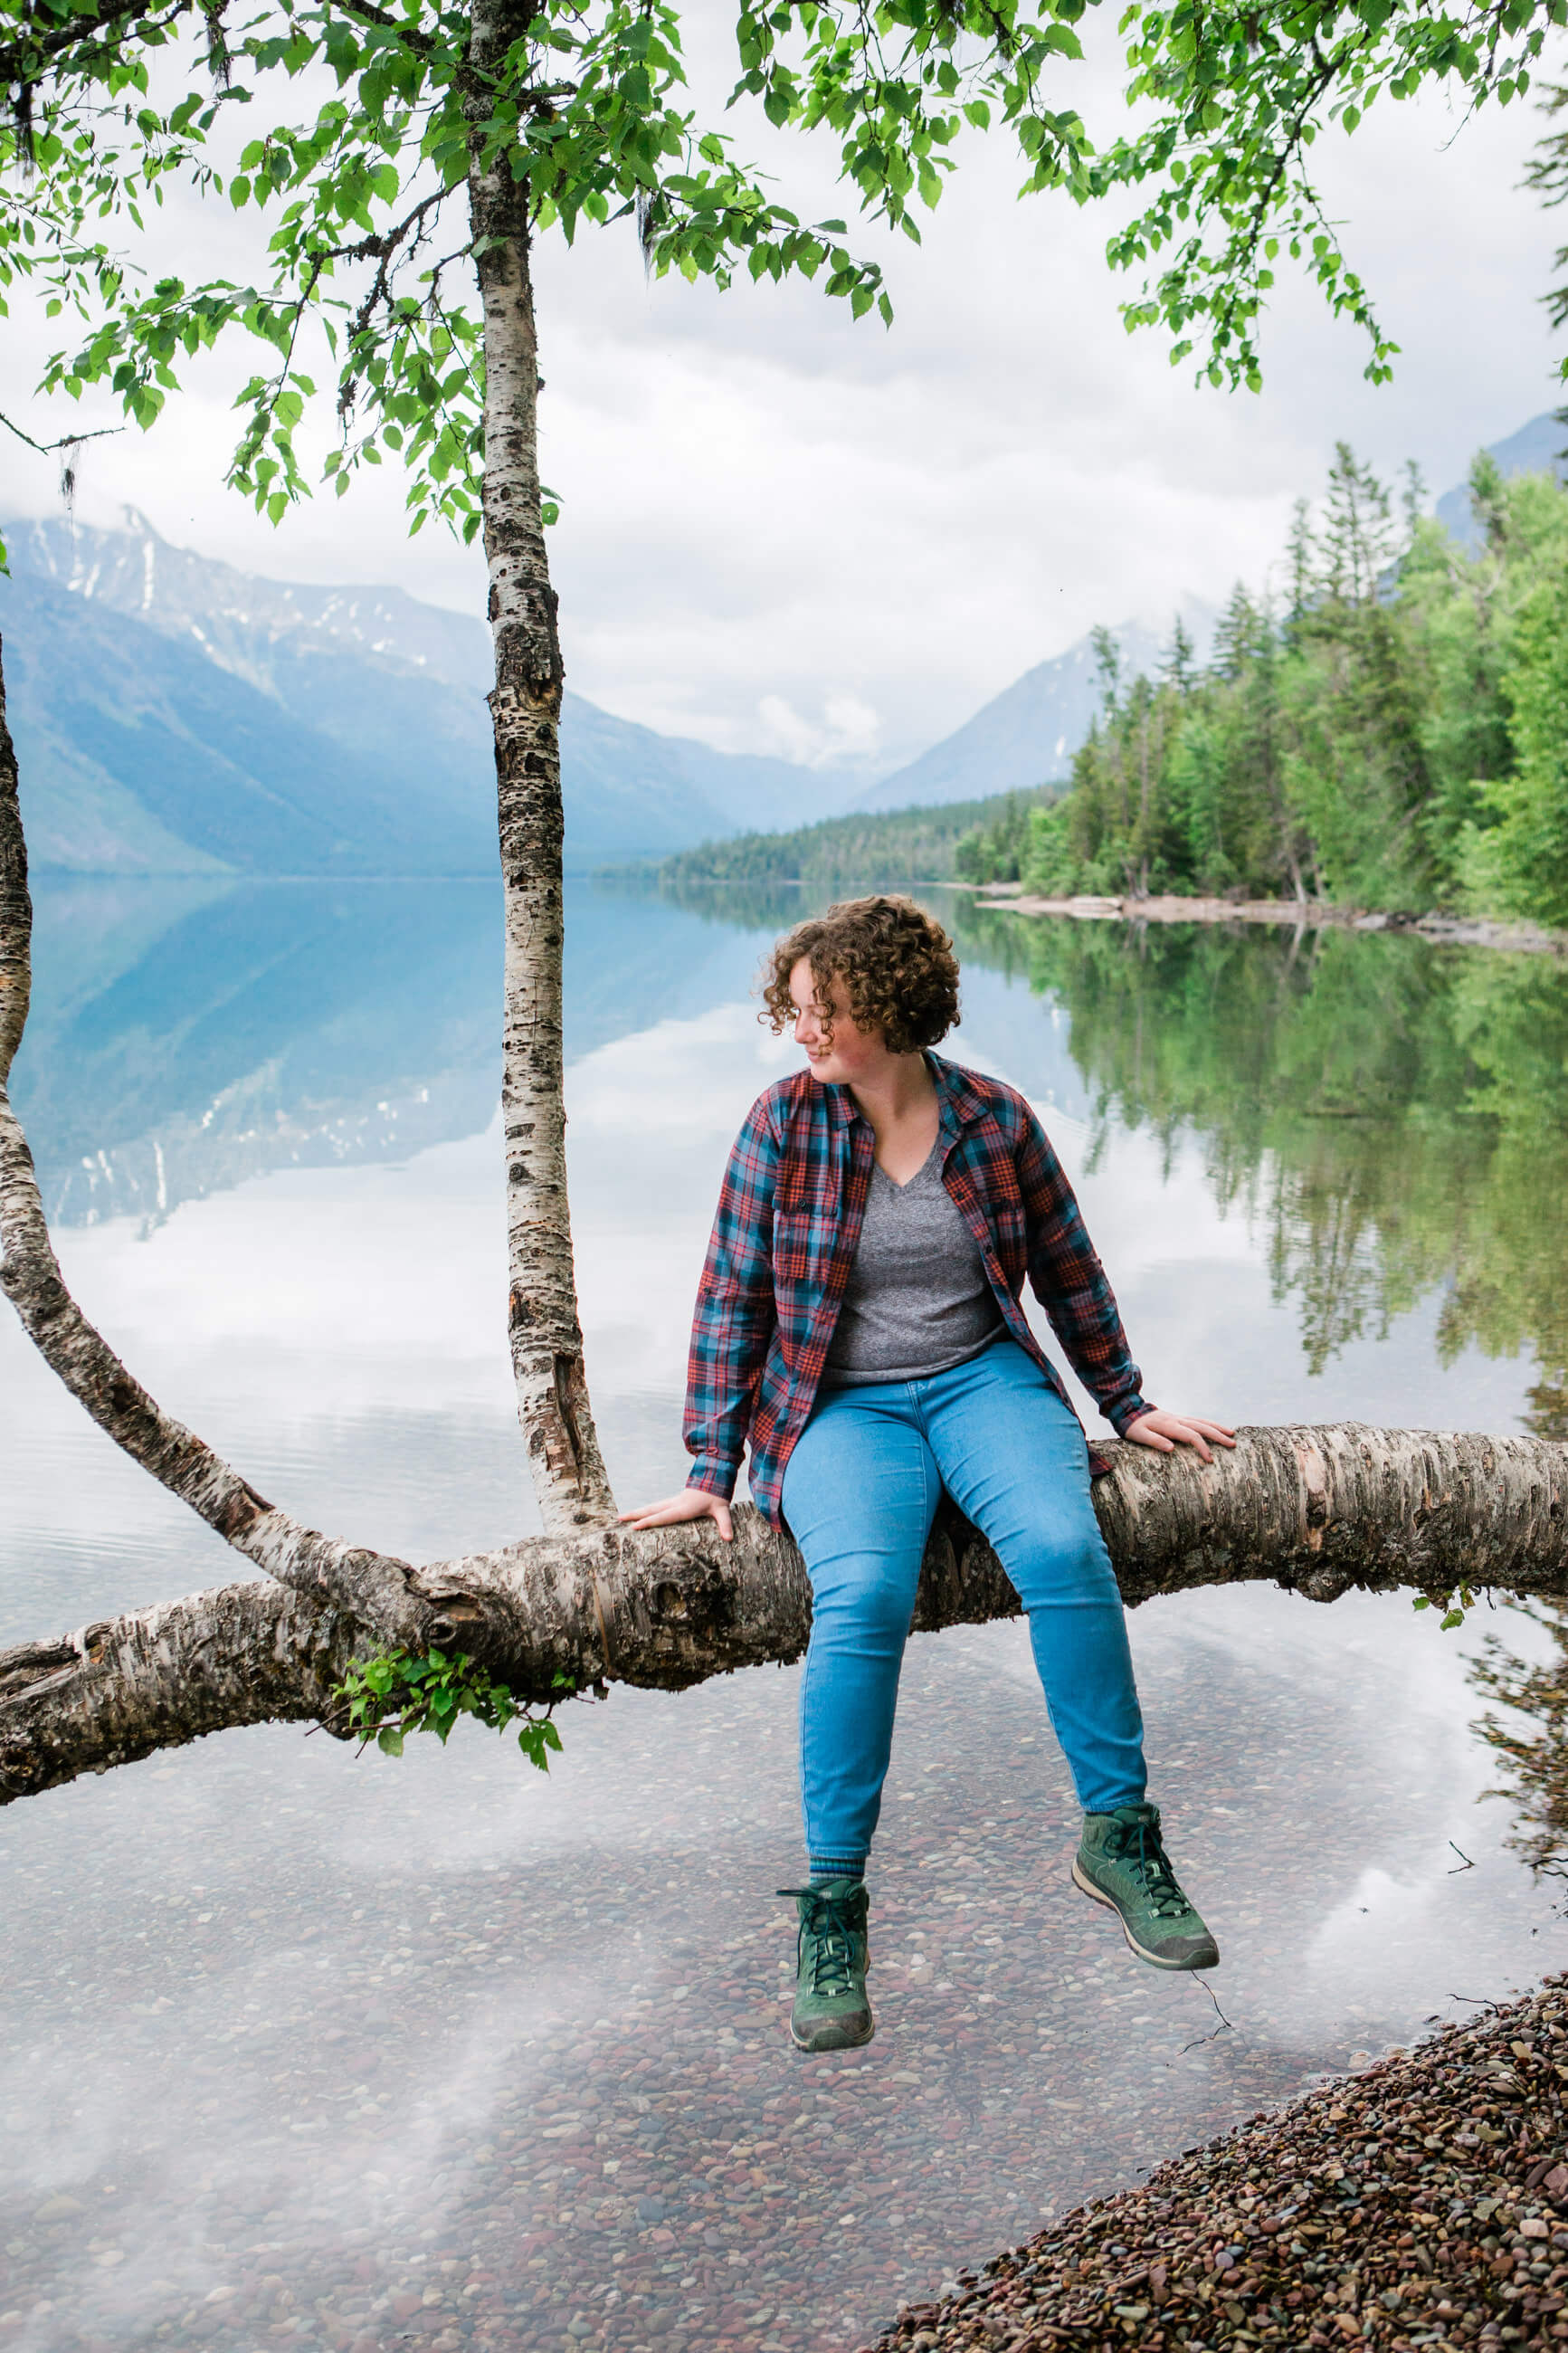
[[1282, 500, 1316, 648], [1212, 584, 1263, 682], [1319, 443, 1397, 607], [1163, 614, 1197, 693], [1468, 452, 1511, 558], [1401, 460, 1429, 554], [1525, 78, 1568, 444], [1090, 624, 1123, 713]]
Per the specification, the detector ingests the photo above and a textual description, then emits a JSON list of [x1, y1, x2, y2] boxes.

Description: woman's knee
[[1003, 1513, 1121, 1612], [808, 1555, 919, 1648]]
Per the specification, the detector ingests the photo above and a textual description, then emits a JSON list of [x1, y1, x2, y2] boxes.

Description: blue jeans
[[781, 1340, 1146, 1874]]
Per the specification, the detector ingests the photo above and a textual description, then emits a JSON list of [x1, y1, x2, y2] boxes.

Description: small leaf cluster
[[334, 1644, 574, 1768], [1414, 1582, 1479, 1633], [731, 0, 1095, 257]]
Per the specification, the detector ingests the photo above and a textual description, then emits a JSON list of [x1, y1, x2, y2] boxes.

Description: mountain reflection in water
[[14, 879, 777, 1227], [27, 879, 1568, 1447]]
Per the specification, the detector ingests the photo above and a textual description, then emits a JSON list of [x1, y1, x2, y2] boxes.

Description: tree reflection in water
[[947, 906, 1568, 1423], [1473, 1605, 1568, 1880]]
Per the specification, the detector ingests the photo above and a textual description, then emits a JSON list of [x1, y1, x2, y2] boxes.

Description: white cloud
[[751, 689, 886, 767]]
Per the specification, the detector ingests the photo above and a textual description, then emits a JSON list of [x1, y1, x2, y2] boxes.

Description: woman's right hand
[[617, 1487, 734, 1541]]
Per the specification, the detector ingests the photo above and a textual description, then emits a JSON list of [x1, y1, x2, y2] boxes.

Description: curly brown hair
[[759, 895, 961, 1055]]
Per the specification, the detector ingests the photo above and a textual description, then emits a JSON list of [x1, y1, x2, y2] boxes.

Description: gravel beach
[[869, 1975, 1568, 2353]]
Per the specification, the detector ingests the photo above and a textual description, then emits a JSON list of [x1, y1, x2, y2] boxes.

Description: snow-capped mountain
[[1, 512, 860, 872]]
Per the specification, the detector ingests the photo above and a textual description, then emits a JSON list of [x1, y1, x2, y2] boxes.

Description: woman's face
[[788, 957, 889, 1086]]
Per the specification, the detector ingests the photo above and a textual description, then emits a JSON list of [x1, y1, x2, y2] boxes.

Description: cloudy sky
[[2, 21, 1564, 771]]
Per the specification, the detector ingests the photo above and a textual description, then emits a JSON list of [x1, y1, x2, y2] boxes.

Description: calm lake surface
[[3, 880, 1566, 2353]]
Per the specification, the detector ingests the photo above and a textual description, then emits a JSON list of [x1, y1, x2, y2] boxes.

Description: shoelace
[[777, 1887, 865, 1997], [1105, 1820, 1192, 1920]]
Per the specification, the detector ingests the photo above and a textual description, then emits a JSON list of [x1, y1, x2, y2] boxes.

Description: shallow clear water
[[2, 881, 1565, 2353]]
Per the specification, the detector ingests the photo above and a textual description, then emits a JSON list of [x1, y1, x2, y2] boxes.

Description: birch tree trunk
[[466, 0, 616, 1536], [0, 662, 26, 1078]]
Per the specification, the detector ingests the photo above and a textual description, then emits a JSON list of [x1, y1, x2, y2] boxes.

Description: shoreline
[[968, 884, 1568, 957], [863, 1976, 1568, 2353]]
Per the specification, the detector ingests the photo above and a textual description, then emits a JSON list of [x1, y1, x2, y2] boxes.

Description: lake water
[[3, 881, 1566, 2353]]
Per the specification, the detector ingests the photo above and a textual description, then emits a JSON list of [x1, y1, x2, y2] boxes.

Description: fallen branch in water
[[5, 1420, 1568, 1804]]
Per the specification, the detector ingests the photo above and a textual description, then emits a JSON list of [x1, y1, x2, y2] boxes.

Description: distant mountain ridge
[[1, 513, 860, 872], [853, 604, 1217, 813], [5, 411, 1559, 876]]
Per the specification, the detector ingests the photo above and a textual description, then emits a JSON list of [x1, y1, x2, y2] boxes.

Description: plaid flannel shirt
[[683, 1051, 1153, 1527]]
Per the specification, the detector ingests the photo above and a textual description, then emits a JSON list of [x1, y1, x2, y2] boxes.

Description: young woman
[[623, 896, 1234, 2053]]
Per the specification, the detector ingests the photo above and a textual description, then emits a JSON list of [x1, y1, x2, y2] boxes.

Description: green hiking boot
[[1072, 1803, 1220, 1971], [779, 1879, 874, 2052]]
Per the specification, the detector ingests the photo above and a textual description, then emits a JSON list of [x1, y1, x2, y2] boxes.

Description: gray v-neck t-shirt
[[822, 1141, 1005, 1386]]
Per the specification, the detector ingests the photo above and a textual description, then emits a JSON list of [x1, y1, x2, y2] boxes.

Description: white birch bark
[[0, 1581, 360, 1803], [465, 0, 616, 1534], [5, 1424, 1568, 1805]]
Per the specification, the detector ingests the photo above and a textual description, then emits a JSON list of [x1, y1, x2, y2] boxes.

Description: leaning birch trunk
[[466, 0, 615, 1535], [0, 663, 25, 1076], [0, 641, 434, 1652]]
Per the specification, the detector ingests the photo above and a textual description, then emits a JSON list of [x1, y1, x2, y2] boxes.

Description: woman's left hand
[[1123, 1409, 1236, 1462]]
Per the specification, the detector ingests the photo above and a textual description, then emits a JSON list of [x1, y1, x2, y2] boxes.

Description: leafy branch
[[1094, 0, 1568, 388], [4, 0, 894, 544], [7, 0, 1566, 567], [333, 1645, 576, 1767]]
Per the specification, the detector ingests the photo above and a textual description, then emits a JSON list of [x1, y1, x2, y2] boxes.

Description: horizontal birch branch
[[4, 1422, 1564, 1805]]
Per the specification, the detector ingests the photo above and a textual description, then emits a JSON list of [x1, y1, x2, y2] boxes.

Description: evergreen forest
[[654, 786, 1060, 895], [954, 447, 1568, 923]]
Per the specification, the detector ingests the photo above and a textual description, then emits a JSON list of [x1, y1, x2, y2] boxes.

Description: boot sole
[[1070, 1859, 1220, 1972], [789, 2012, 875, 2053]]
